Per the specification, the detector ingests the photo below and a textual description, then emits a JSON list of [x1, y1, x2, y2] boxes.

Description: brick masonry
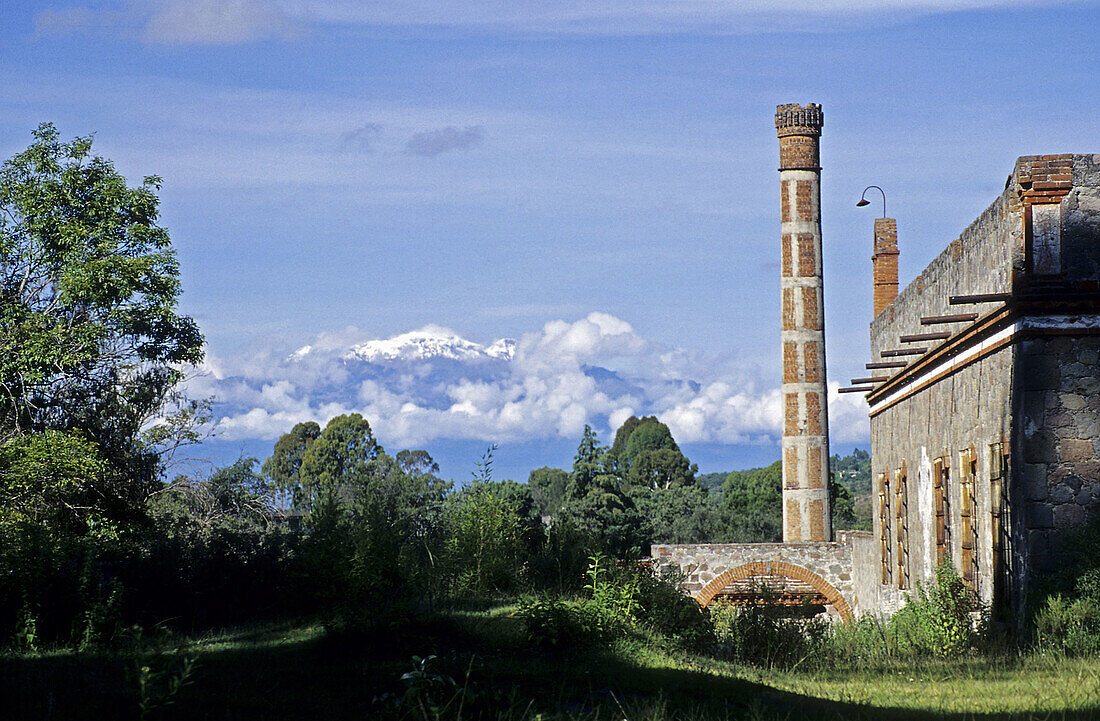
[[777, 102, 831, 543], [872, 218, 899, 317]]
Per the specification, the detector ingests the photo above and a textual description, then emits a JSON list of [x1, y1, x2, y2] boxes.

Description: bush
[[517, 597, 606, 648], [517, 554, 714, 649], [711, 590, 827, 668], [634, 564, 714, 650], [890, 562, 982, 657], [1035, 593, 1100, 655]]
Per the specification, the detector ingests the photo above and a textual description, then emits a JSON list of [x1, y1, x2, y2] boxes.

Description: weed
[[136, 653, 197, 720]]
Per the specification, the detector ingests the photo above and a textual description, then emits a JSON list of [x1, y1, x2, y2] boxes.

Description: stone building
[[654, 103, 1100, 623], [860, 153, 1100, 621]]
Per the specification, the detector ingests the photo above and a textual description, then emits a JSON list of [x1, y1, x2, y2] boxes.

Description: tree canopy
[[0, 123, 203, 442]]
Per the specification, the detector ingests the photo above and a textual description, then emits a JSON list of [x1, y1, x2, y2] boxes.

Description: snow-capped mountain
[[290, 326, 516, 364]]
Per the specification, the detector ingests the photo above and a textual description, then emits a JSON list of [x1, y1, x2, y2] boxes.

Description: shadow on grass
[[4, 617, 1100, 721]]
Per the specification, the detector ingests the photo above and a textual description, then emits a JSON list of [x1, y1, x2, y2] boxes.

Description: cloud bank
[[186, 312, 869, 450]]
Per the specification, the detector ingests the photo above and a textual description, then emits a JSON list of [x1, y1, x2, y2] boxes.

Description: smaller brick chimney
[[872, 218, 899, 316]]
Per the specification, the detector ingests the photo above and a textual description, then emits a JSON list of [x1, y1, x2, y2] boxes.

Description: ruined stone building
[[654, 103, 1100, 622], [859, 153, 1100, 620]]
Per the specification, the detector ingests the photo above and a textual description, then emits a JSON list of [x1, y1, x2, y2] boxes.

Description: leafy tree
[[445, 478, 539, 594], [831, 448, 871, 495], [0, 124, 202, 643], [267, 416, 452, 626], [140, 459, 295, 632], [696, 471, 730, 494], [608, 416, 683, 476], [830, 474, 859, 531], [831, 448, 872, 530], [396, 449, 440, 478], [635, 482, 721, 544], [262, 421, 320, 501], [561, 425, 645, 558], [528, 466, 569, 517], [626, 447, 697, 490], [720, 461, 783, 542], [268, 414, 380, 512], [0, 122, 202, 454]]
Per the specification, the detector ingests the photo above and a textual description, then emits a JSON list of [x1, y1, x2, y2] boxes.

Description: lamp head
[[856, 199, 870, 208]]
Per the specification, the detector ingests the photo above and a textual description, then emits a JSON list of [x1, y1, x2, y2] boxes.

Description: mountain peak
[[343, 326, 516, 363]]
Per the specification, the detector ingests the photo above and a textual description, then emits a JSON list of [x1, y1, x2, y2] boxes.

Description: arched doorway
[[693, 560, 854, 622]]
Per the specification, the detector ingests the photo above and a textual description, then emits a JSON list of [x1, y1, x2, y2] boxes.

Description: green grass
[[5, 610, 1100, 720]]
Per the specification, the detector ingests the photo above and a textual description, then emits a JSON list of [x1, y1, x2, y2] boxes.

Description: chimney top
[[775, 103, 824, 138]]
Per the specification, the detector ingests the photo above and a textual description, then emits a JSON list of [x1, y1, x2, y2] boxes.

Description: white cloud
[[188, 313, 870, 450], [35, 0, 301, 45]]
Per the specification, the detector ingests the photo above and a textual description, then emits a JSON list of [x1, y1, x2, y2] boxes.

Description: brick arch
[[693, 561, 854, 622]]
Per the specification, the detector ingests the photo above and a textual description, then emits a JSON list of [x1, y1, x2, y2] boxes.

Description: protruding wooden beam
[[866, 361, 907, 369], [949, 292, 1010, 305], [881, 348, 927, 357], [900, 331, 951, 342], [921, 313, 978, 325], [838, 386, 873, 393], [851, 377, 889, 384]]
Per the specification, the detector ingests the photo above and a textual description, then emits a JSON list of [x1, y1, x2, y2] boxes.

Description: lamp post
[[857, 185, 887, 218]]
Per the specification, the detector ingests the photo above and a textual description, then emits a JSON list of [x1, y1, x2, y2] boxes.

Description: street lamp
[[857, 185, 887, 218]]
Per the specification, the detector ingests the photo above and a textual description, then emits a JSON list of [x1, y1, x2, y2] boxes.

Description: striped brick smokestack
[[873, 218, 899, 316], [776, 103, 831, 542]]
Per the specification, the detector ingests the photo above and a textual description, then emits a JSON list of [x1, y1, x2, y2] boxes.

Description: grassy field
[[5, 607, 1100, 720]]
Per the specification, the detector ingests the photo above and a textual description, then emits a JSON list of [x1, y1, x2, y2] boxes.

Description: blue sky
[[2, 0, 1098, 482]]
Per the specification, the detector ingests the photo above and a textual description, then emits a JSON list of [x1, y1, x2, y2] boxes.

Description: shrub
[[634, 564, 714, 650], [517, 597, 605, 648], [1035, 593, 1100, 655], [890, 562, 982, 657], [711, 589, 827, 668]]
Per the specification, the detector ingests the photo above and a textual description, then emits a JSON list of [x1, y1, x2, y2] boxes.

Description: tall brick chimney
[[776, 102, 831, 543], [872, 218, 899, 316]]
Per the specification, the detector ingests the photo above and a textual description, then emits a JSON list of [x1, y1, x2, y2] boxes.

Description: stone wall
[[866, 154, 1100, 620], [651, 540, 856, 618], [849, 531, 906, 617], [1016, 332, 1100, 601]]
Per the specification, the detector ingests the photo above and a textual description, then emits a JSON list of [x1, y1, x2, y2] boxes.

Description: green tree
[[0, 124, 203, 643], [271, 414, 380, 511], [626, 447, 697, 490], [720, 461, 783, 542], [395, 448, 440, 478], [561, 426, 646, 558], [608, 416, 683, 475], [445, 478, 539, 594], [262, 421, 320, 502], [528, 466, 569, 517], [0, 122, 202, 449], [268, 416, 451, 625]]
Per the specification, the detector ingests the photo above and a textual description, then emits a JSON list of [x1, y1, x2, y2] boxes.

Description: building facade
[[864, 154, 1100, 620]]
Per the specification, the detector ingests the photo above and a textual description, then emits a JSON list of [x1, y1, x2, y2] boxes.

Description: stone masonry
[[652, 533, 868, 621], [654, 108, 1099, 625], [865, 154, 1100, 623], [777, 103, 832, 543]]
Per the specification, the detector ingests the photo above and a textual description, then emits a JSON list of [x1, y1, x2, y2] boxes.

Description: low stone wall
[[651, 535, 866, 620]]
